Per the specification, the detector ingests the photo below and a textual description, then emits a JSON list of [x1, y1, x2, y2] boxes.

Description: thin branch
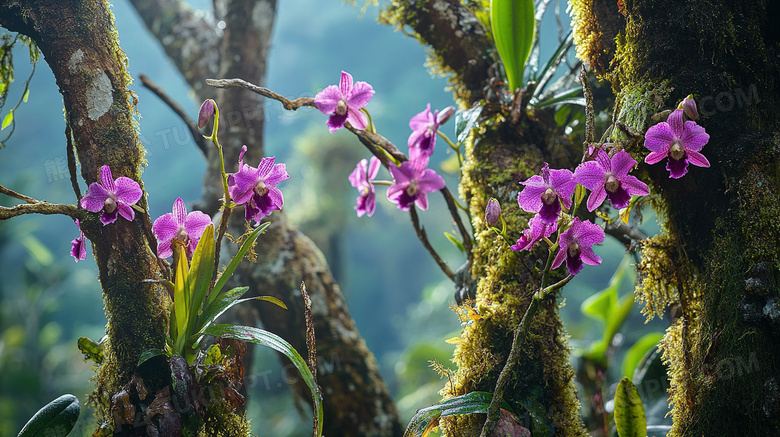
[[605, 221, 648, 250], [0, 201, 79, 220], [206, 78, 315, 111], [440, 188, 473, 256], [0, 184, 37, 204], [580, 65, 595, 162], [65, 123, 81, 200], [410, 206, 455, 282], [140, 74, 210, 157], [300, 281, 320, 437], [346, 126, 408, 165], [480, 274, 574, 437]]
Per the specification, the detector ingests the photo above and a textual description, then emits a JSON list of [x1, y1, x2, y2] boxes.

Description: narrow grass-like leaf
[[534, 88, 585, 109], [208, 222, 270, 307], [444, 231, 466, 254], [490, 0, 535, 93], [196, 286, 249, 338], [614, 377, 647, 437], [204, 324, 323, 437]]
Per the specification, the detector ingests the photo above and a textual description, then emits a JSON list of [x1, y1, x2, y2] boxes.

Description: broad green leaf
[[490, 0, 535, 93], [614, 377, 646, 437], [204, 324, 323, 437], [581, 255, 634, 362], [444, 231, 466, 254], [22, 88, 29, 102], [454, 105, 482, 144], [1, 109, 12, 130], [404, 391, 500, 437], [187, 224, 216, 339], [623, 332, 664, 380], [137, 348, 166, 367], [17, 394, 80, 437], [208, 222, 270, 307], [77, 336, 104, 364]]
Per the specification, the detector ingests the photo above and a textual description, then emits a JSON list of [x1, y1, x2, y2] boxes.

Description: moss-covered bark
[[571, 0, 780, 434]]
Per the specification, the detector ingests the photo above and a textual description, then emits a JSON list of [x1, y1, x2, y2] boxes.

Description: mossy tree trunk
[[570, 0, 780, 435], [128, 0, 404, 435], [382, 2, 593, 435], [0, 0, 177, 430]]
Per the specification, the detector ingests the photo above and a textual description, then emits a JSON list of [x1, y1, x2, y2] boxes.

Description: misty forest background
[[0, 1, 664, 435]]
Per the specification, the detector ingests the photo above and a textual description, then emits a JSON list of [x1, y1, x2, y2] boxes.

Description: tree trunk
[[382, 2, 591, 435], [570, 0, 780, 435], [128, 1, 404, 434], [0, 0, 173, 428]]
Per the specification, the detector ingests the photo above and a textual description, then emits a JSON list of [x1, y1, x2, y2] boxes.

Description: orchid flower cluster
[[490, 96, 709, 277], [70, 100, 288, 263], [314, 71, 452, 218]]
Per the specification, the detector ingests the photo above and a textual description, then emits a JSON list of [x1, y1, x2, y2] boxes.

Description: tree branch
[[410, 206, 456, 282], [0, 184, 37, 204], [139, 74, 209, 157], [206, 77, 315, 110], [0, 201, 79, 220]]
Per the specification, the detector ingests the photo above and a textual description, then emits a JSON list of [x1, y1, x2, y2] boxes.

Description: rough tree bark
[[570, 0, 780, 435], [127, 0, 403, 435], [0, 0, 176, 431]]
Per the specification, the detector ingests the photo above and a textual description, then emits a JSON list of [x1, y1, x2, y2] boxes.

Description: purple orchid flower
[[349, 156, 381, 217], [511, 214, 557, 252], [80, 165, 142, 225], [516, 163, 576, 225], [408, 104, 454, 159], [70, 219, 87, 262], [574, 149, 649, 211], [228, 145, 289, 224], [314, 71, 375, 133], [387, 157, 446, 211], [551, 218, 604, 275], [152, 197, 213, 259], [644, 109, 710, 178]]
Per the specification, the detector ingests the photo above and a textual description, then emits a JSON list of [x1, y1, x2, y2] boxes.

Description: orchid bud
[[198, 99, 216, 128], [680, 95, 699, 121], [485, 197, 501, 227], [437, 106, 456, 125]]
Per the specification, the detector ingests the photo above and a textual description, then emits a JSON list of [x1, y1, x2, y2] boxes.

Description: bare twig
[[440, 188, 473, 256], [0, 184, 37, 204], [410, 207, 456, 282], [580, 65, 595, 162], [605, 221, 648, 250], [0, 201, 79, 220], [65, 123, 81, 200], [300, 281, 320, 437], [140, 74, 210, 157], [206, 78, 315, 111]]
